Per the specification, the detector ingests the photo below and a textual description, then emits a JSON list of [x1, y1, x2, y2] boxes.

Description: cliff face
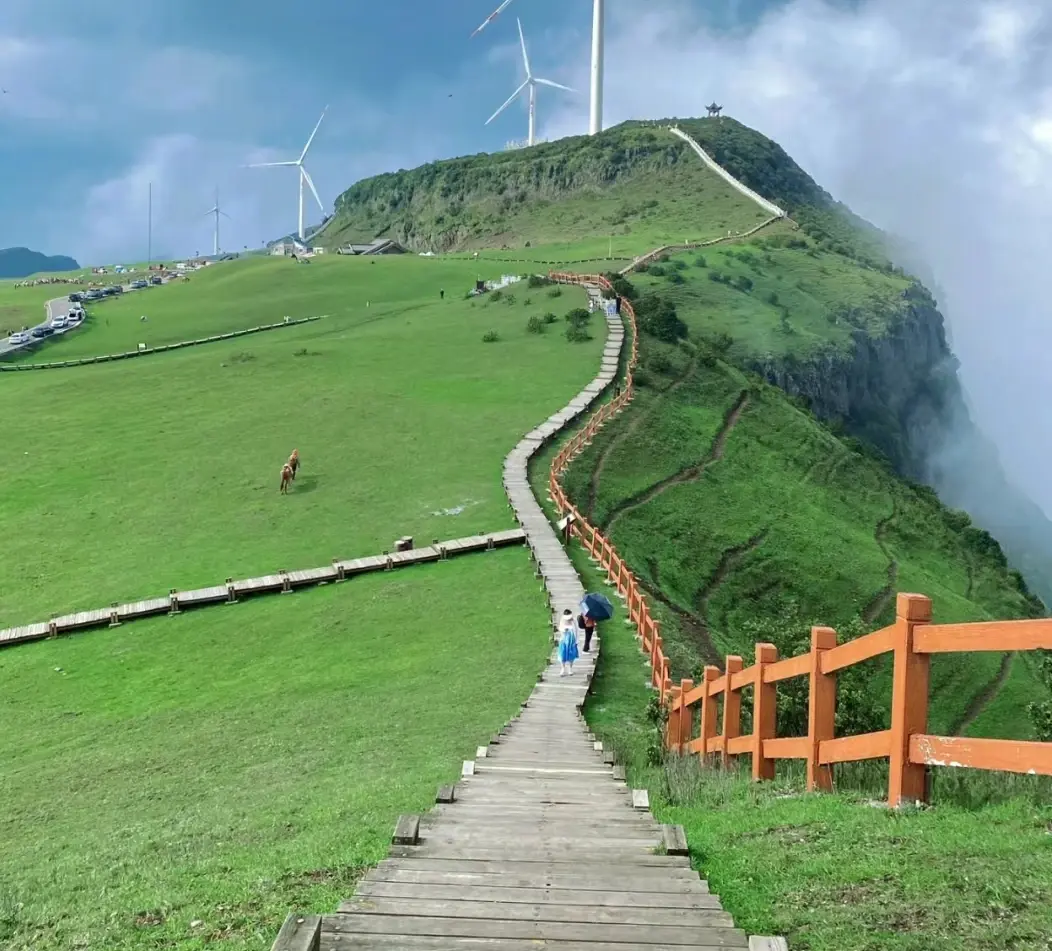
[[747, 284, 954, 477], [747, 286, 1052, 605]]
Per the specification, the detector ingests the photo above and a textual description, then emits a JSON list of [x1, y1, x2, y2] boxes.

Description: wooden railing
[[547, 271, 675, 703], [546, 270, 1052, 807], [665, 595, 1052, 805]]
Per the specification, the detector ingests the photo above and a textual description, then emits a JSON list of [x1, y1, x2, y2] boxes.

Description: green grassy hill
[[322, 121, 780, 256]]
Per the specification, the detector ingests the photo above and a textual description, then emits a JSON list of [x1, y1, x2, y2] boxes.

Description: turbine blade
[[301, 166, 324, 213], [220, 211, 232, 219], [534, 78, 576, 92], [299, 106, 328, 162], [244, 161, 297, 168], [518, 18, 531, 77], [486, 80, 529, 125], [471, 0, 515, 36]]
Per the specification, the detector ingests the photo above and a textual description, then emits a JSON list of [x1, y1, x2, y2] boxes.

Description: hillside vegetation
[[323, 121, 779, 255]]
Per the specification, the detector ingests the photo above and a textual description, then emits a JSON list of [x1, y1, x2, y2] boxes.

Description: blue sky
[[5, 0, 1052, 513], [0, 0, 788, 263]]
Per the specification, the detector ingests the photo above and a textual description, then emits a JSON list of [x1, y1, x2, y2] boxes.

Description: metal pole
[[589, 0, 604, 135], [147, 182, 152, 266]]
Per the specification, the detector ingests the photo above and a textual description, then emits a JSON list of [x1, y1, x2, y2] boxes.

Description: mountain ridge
[[0, 246, 79, 278]]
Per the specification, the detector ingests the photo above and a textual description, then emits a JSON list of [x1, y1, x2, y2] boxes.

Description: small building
[[337, 238, 407, 256], [270, 239, 308, 257]]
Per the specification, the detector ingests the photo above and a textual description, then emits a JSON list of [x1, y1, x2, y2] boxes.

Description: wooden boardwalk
[[275, 287, 756, 949], [0, 529, 525, 649]]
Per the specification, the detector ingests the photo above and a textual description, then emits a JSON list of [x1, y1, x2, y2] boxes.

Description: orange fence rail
[[546, 269, 1052, 807]]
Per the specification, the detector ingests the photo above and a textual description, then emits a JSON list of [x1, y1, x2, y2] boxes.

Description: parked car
[[50, 315, 67, 329], [66, 309, 82, 323], [131, 279, 148, 289], [84, 290, 102, 301], [112, 284, 124, 294], [8, 330, 29, 345], [149, 275, 163, 285], [68, 292, 83, 303], [30, 326, 53, 338]]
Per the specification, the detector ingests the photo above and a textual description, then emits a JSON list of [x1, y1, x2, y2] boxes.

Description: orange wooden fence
[[546, 270, 1052, 806]]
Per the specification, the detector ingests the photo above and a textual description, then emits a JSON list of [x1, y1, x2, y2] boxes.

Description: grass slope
[[562, 338, 1043, 736], [0, 255, 601, 626], [0, 549, 549, 951]]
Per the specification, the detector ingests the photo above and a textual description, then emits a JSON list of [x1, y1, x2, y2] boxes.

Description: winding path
[[282, 284, 754, 949]]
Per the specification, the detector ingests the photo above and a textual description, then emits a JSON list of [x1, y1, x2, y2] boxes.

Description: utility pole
[[147, 182, 153, 267]]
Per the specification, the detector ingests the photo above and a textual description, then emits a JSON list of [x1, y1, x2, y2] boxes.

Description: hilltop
[[0, 246, 79, 278]]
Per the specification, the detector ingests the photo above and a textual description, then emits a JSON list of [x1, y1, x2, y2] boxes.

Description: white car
[[67, 308, 83, 322], [8, 331, 29, 345], [50, 315, 67, 329]]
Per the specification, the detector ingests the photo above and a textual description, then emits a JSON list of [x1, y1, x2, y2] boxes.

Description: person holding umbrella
[[557, 609, 579, 676], [579, 592, 614, 654]]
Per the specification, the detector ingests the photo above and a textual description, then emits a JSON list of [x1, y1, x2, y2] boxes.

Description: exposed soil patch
[[587, 354, 699, 519], [950, 652, 1015, 736], [861, 501, 898, 624], [603, 390, 750, 535]]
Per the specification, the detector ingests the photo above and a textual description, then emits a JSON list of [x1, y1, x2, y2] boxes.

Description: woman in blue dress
[[557, 609, 579, 676]]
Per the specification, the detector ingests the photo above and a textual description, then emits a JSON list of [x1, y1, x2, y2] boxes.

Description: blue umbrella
[[580, 592, 614, 621]]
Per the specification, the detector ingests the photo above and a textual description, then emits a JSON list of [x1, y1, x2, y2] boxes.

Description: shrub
[[693, 254, 707, 268], [489, 289, 504, 302], [633, 367, 654, 388], [667, 272, 685, 285], [527, 274, 549, 288], [670, 258, 688, 271], [526, 315, 545, 334], [523, 297, 532, 306], [547, 287, 563, 298], [565, 324, 591, 343], [767, 291, 780, 306], [542, 311, 558, 324], [733, 275, 754, 293], [482, 330, 499, 343], [708, 332, 733, 355], [647, 351, 672, 374], [708, 270, 726, 283], [635, 294, 687, 343], [503, 293, 517, 305], [647, 264, 667, 277], [565, 307, 591, 328]]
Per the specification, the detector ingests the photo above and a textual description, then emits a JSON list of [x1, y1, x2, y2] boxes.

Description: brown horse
[[280, 463, 294, 494], [288, 449, 300, 480]]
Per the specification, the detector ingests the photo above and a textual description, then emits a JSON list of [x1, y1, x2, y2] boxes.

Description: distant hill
[[0, 247, 79, 278]]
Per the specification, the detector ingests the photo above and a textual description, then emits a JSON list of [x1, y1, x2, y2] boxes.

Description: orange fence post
[[807, 626, 838, 792], [721, 655, 744, 768], [665, 684, 683, 753], [649, 620, 661, 673], [698, 666, 720, 762], [889, 593, 933, 806], [752, 643, 778, 781], [677, 678, 695, 753]]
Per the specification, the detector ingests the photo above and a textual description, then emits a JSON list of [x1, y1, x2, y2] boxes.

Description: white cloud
[[539, 0, 1052, 515]]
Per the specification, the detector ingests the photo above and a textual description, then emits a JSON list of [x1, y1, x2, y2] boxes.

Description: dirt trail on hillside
[[586, 355, 699, 519], [950, 652, 1015, 736], [646, 558, 720, 666], [693, 527, 770, 629], [602, 390, 750, 536], [862, 501, 899, 624]]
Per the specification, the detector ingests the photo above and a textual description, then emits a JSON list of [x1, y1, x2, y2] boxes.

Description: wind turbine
[[472, 0, 604, 136], [486, 19, 574, 147], [244, 107, 328, 242], [204, 187, 231, 257]]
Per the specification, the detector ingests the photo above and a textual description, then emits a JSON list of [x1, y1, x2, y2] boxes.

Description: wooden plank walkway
[[282, 286, 753, 949], [0, 529, 525, 650]]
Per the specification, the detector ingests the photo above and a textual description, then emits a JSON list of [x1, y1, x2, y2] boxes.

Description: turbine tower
[[486, 18, 574, 147], [472, 0, 604, 136], [244, 107, 328, 242], [204, 187, 231, 257]]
